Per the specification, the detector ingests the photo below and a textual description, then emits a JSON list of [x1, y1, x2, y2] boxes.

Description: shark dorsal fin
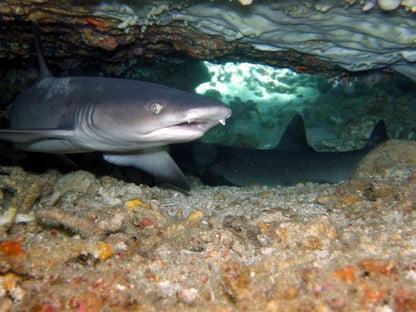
[[31, 20, 52, 79], [365, 120, 388, 149], [276, 114, 314, 152]]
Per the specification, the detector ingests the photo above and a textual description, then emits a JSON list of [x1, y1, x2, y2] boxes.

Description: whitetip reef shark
[[0, 21, 231, 190], [173, 114, 387, 187]]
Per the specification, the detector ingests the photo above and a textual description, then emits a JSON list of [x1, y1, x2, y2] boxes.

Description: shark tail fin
[[365, 120, 388, 149], [31, 20, 52, 79]]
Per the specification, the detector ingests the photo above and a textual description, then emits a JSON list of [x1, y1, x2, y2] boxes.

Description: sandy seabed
[[0, 140, 415, 311]]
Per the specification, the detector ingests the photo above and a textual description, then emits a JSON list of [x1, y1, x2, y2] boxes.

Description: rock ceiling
[[0, 0, 415, 80]]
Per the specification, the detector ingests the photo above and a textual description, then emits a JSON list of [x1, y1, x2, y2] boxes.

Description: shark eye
[[150, 102, 164, 115]]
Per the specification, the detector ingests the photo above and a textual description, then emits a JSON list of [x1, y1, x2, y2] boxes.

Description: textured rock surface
[[170, 2, 416, 78], [1, 3, 416, 309], [1, 0, 415, 84], [0, 140, 416, 310], [0, 0, 336, 74], [1, 0, 416, 147]]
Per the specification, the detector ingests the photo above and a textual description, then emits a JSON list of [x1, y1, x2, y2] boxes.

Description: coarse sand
[[0, 140, 416, 311]]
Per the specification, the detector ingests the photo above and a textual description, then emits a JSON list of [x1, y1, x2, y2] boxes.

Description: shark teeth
[[219, 119, 226, 126], [187, 119, 194, 124]]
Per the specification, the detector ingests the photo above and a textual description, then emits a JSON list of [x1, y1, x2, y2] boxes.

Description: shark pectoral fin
[[0, 129, 75, 143], [103, 149, 190, 191]]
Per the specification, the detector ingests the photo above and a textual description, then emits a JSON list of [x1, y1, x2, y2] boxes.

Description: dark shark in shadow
[[173, 114, 387, 187]]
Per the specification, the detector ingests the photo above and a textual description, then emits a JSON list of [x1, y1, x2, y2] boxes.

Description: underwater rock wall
[[169, 1, 416, 79], [1, 0, 415, 80], [1, 0, 416, 148], [1, 0, 416, 149]]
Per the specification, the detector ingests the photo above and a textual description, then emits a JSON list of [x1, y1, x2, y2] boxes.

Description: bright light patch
[[194, 61, 321, 148], [195, 61, 318, 106]]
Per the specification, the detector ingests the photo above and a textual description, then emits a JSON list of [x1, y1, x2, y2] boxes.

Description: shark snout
[[185, 105, 232, 126]]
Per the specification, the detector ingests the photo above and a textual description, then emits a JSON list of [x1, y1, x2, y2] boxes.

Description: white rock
[[377, 0, 401, 10]]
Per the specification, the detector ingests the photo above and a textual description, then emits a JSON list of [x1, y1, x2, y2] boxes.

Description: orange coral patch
[[358, 259, 397, 276], [0, 240, 24, 257], [333, 265, 356, 283], [86, 17, 107, 27]]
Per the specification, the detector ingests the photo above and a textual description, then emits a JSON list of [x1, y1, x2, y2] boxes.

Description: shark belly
[[14, 139, 87, 154]]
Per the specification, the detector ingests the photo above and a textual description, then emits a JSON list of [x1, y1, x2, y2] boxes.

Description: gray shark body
[[179, 115, 387, 187], [0, 21, 231, 190]]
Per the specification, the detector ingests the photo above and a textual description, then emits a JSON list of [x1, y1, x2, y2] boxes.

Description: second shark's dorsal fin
[[31, 20, 52, 79], [365, 120, 388, 149], [276, 114, 315, 152]]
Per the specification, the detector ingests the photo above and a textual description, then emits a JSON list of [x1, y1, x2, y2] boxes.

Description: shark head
[[88, 79, 231, 150]]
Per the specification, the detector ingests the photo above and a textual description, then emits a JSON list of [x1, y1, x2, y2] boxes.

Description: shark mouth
[[156, 107, 231, 142], [177, 106, 231, 131], [188, 119, 227, 126], [170, 118, 227, 133]]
